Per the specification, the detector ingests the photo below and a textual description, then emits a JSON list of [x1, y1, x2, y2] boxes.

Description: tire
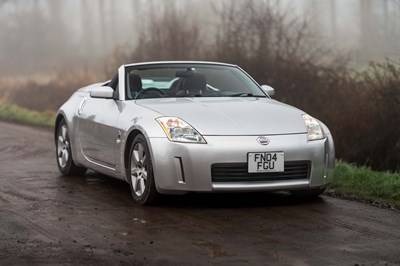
[[56, 119, 87, 176], [127, 134, 160, 205], [290, 187, 326, 198]]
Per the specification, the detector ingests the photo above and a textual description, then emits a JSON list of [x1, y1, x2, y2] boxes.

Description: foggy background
[[0, 0, 399, 172], [0, 0, 399, 80]]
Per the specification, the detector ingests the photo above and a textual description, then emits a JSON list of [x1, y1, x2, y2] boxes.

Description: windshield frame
[[124, 62, 269, 100]]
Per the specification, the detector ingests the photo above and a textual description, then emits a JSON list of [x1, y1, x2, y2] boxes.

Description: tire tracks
[[0, 209, 55, 242], [327, 217, 400, 240]]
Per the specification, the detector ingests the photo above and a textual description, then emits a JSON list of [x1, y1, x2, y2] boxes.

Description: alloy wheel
[[57, 124, 70, 168], [130, 142, 147, 197]]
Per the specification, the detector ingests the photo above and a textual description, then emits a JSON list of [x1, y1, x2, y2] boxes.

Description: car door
[[78, 74, 120, 169], [79, 94, 119, 168], [78, 96, 120, 168]]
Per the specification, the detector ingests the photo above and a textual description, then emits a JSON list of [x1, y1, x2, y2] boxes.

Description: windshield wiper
[[176, 94, 202, 97], [227, 93, 266, 97]]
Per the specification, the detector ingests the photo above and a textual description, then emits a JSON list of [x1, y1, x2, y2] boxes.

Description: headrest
[[129, 73, 142, 91], [182, 73, 207, 91]]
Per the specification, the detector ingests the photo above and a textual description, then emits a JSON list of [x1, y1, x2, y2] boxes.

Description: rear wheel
[[128, 134, 160, 205], [56, 119, 87, 176]]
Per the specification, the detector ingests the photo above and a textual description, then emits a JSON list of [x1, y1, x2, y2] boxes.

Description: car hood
[[137, 98, 307, 135]]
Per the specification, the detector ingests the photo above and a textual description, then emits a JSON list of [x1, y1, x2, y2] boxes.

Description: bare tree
[[131, 4, 204, 61], [98, 0, 108, 50], [81, 0, 95, 58], [329, 0, 337, 38]]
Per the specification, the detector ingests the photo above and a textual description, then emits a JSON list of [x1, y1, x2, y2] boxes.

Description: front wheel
[[128, 134, 160, 205], [56, 119, 87, 176]]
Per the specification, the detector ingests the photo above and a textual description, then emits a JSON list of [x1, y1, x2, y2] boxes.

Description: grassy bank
[[0, 100, 55, 127], [329, 161, 400, 209]]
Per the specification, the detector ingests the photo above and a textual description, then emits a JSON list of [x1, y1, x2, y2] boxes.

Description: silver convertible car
[[55, 61, 335, 205]]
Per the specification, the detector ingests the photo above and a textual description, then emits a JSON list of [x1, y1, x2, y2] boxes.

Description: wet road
[[0, 121, 399, 265]]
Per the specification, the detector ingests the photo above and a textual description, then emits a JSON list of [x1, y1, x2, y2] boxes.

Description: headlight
[[156, 117, 206, 143], [302, 114, 324, 141]]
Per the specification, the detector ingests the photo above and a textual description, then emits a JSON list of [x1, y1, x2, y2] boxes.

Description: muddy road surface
[[0, 121, 399, 265]]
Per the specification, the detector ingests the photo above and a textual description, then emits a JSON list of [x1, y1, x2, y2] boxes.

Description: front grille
[[211, 161, 310, 182]]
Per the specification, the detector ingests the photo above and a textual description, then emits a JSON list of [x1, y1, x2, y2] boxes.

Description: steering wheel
[[136, 88, 167, 99]]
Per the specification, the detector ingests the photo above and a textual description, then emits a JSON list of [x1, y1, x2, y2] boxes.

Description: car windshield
[[125, 64, 267, 99]]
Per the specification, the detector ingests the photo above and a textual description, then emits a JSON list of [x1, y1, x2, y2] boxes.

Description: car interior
[[128, 70, 213, 99]]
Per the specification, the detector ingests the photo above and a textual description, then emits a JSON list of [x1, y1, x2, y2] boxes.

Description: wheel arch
[[54, 113, 65, 144], [124, 129, 145, 173]]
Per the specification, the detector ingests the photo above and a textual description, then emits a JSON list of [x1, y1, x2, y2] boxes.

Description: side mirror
[[90, 86, 114, 99], [261, 85, 275, 97]]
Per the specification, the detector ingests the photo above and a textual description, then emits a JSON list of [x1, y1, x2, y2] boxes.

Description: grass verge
[[0, 100, 55, 127], [329, 160, 400, 210]]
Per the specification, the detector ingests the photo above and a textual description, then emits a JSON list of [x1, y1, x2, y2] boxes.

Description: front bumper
[[147, 133, 335, 194]]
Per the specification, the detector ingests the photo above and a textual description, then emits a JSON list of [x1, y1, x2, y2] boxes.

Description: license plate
[[248, 152, 284, 173]]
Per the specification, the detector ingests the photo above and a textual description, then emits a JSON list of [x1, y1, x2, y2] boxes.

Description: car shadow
[[60, 171, 327, 210], [155, 192, 326, 209]]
